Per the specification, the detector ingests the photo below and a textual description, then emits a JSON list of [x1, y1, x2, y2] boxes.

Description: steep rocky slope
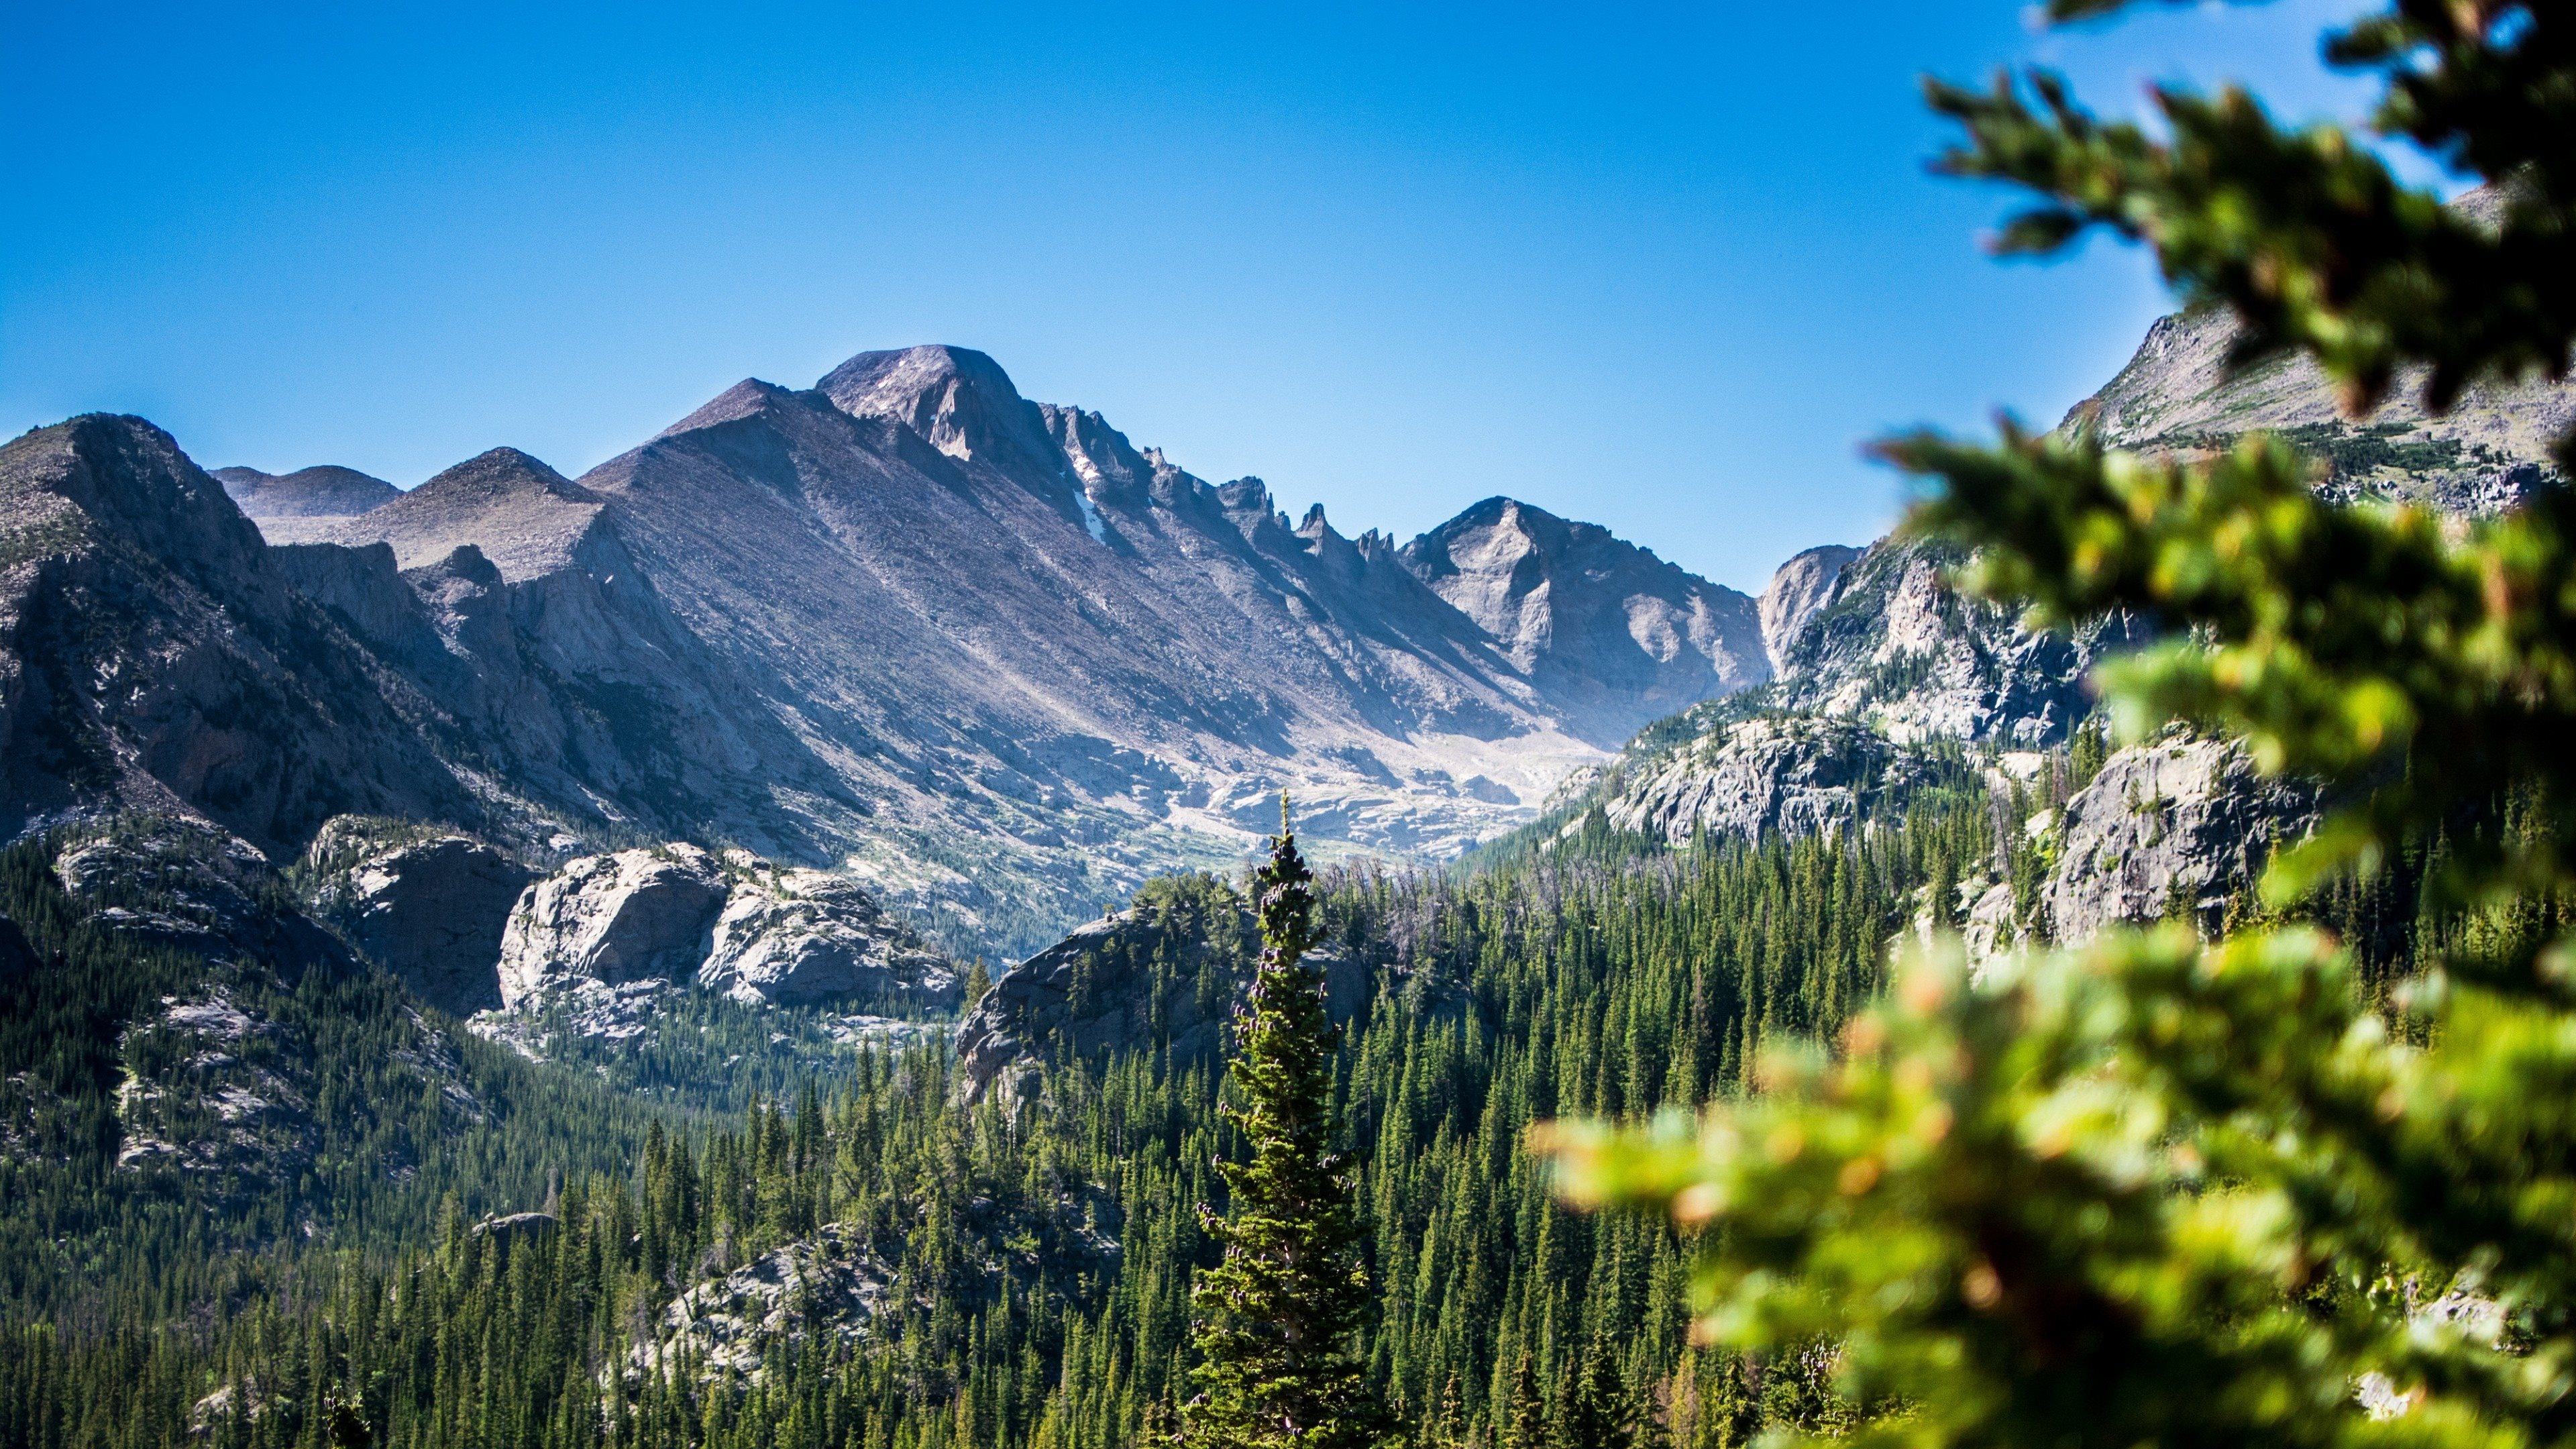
[[2080, 303, 2571, 515], [1767, 537, 2147, 747]]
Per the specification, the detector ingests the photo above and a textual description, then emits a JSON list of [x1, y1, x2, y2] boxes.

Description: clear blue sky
[[2, 2, 2421, 591]]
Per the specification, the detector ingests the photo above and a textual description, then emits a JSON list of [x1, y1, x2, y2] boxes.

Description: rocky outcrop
[[956, 874, 1369, 1099], [2044, 736, 2318, 942], [1758, 545, 1859, 675], [637, 1186, 1121, 1383], [52, 818, 356, 981], [700, 869, 957, 1010], [1597, 714, 1926, 847], [494, 845, 730, 1009], [299, 819, 536, 1015], [470, 1211, 559, 1240], [643, 1225, 896, 1379], [111, 985, 320, 1185], [1771, 538, 2149, 749]]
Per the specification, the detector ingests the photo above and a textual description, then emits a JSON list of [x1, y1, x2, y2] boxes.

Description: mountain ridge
[[4, 345, 1794, 955]]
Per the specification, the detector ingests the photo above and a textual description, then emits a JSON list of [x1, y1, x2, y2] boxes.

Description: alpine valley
[[0, 310, 2563, 1449]]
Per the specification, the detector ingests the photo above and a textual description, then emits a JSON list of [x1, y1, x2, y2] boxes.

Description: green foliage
[[1553, 11, 2576, 1449], [1182, 820, 1390, 1449], [0, 782, 2017, 1449]]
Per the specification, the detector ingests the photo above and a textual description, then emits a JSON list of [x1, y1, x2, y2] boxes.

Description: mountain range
[[4, 345, 1785, 955]]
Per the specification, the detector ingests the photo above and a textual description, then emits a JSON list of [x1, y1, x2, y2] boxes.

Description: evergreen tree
[[1181, 807, 1391, 1449], [1552, 9, 2576, 1449]]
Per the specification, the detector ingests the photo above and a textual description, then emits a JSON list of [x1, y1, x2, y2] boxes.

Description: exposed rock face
[[299, 820, 535, 1015], [2045, 737, 2318, 943], [1758, 545, 1860, 675], [495, 845, 730, 1009], [645, 1225, 896, 1380], [1772, 538, 2148, 749], [700, 870, 957, 1010], [215, 465, 399, 545], [1598, 714, 1923, 847], [1398, 497, 1770, 745], [956, 875, 1368, 1099]]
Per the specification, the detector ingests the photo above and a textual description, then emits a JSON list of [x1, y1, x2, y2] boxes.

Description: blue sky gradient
[[1, 2, 2422, 590]]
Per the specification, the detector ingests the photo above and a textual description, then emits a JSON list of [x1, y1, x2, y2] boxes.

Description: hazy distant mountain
[[213, 464, 400, 545], [4, 346, 1774, 954], [1399, 497, 1769, 747]]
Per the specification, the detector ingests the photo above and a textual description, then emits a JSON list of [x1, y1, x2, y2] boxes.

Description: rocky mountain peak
[[816, 345, 1067, 482], [1399, 496, 1769, 745], [325, 446, 602, 578], [7, 415, 270, 594], [1040, 403, 1159, 500], [654, 378, 808, 440], [214, 465, 399, 520], [1758, 543, 1860, 674], [415, 447, 586, 504]]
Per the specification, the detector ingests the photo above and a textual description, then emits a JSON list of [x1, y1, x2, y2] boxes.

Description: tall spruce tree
[[1181, 806, 1391, 1449]]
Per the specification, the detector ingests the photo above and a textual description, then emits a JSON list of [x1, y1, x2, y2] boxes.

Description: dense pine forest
[[0, 746, 2453, 1449]]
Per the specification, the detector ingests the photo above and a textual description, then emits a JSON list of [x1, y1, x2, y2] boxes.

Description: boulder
[[301, 822, 535, 1015], [700, 869, 958, 1010], [496, 845, 729, 1009], [470, 1210, 559, 1241], [2045, 736, 2318, 943]]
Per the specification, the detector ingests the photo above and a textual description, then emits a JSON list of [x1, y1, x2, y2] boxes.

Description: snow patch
[[1072, 484, 1109, 544]]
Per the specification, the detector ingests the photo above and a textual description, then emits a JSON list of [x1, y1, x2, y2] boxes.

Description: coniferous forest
[[0, 753, 2464, 1449], [0, 777, 1976, 1449]]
